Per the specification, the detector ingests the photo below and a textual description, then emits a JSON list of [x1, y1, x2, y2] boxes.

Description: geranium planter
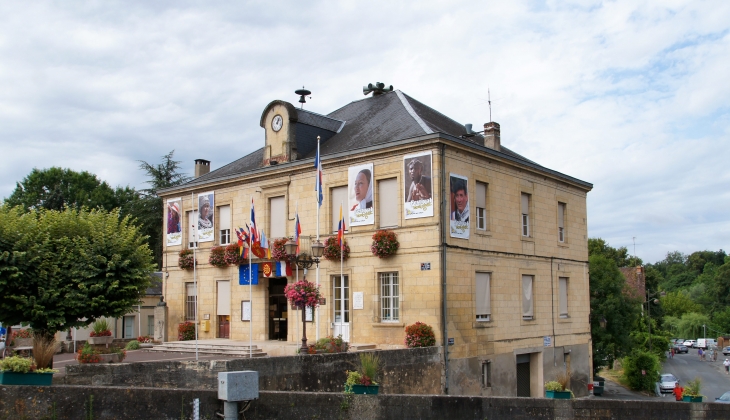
[[0, 372, 54, 386], [683, 396, 702, 402], [350, 384, 379, 395], [98, 353, 124, 363], [545, 390, 571, 399], [12, 338, 33, 348], [87, 336, 113, 345]]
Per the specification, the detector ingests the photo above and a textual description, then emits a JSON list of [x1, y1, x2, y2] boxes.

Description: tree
[[588, 238, 640, 267], [676, 312, 710, 339], [137, 151, 191, 268], [0, 206, 155, 338], [661, 290, 702, 318]]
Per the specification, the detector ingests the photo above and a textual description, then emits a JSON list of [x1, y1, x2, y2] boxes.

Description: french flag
[[295, 212, 302, 254], [337, 204, 345, 251], [249, 197, 258, 243], [314, 137, 323, 207]]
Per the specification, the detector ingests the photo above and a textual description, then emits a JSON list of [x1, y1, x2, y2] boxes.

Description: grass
[[598, 368, 656, 398]]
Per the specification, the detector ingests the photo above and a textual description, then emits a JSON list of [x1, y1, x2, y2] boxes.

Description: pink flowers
[[284, 279, 322, 308]]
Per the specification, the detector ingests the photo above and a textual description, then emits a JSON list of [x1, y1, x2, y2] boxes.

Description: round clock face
[[272, 115, 283, 132]]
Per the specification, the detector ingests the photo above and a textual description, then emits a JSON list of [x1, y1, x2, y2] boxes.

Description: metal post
[[648, 289, 652, 352], [223, 402, 238, 420]]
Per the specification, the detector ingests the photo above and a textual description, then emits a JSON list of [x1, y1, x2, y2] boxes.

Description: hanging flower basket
[[323, 236, 350, 261], [404, 321, 436, 348], [284, 279, 322, 309], [371, 230, 399, 258], [209, 246, 227, 268], [224, 243, 242, 265], [178, 249, 195, 270], [272, 238, 288, 261]]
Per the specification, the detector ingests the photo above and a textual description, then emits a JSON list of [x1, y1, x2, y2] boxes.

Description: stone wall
[[3, 386, 729, 420], [63, 347, 443, 394]]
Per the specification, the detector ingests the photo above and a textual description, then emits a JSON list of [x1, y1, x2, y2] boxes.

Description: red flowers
[[404, 322, 436, 348], [89, 330, 112, 337], [323, 236, 350, 261], [284, 279, 322, 309], [371, 230, 399, 258]]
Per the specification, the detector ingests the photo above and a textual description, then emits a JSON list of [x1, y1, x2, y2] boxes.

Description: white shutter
[[331, 186, 348, 232], [521, 193, 529, 214], [379, 178, 398, 228], [217, 281, 231, 316], [475, 273, 491, 318], [476, 182, 486, 208], [559, 277, 568, 316], [219, 205, 231, 230], [558, 203, 565, 228], [522, 275, 533, 318], [187, 211, 198, 246], [269, 196, 286, 239], [186, 282, 197, 297]]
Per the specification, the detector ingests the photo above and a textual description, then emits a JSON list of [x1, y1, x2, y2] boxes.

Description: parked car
[[716, 391, 730, 404], [658, 374, 679, 393], [673, 344, 688, 353], [723, 346, 730, 356], [673, 338, 685, 345], [683, 340, 696, 348], [697, 338, 716, 349]]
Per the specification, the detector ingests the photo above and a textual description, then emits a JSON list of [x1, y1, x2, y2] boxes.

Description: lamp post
[[646, 289, 665, 352], [284, 237, 324, 353]]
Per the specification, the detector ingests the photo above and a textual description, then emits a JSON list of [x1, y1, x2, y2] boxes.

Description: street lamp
[[646, 289, 665, 352], [284, 237, 324, 353]]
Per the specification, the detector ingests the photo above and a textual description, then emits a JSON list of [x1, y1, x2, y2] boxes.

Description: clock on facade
[[271, 115, 283, 132]]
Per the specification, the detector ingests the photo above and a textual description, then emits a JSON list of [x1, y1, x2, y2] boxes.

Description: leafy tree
[[590, 254, 642, 373], [137, 151, 191, 268], [0, 206, 155, 339], [687, 250, 727, 275], [588, 238, 639, 267], [661, 291, 702, 318], [676, 312, 710, 339]]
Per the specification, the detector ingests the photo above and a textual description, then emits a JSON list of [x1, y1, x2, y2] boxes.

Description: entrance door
[[333, 275, 350, 341], [268, 278, 288, 340], [218, 316, 230, 338], [516, 354, 531, 397], [217, 281, 231, 338]]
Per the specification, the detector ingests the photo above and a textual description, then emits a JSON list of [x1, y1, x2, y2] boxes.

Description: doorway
[[516, 354, 531, 397], [218, 316, 230, 338], [217, 280, 231, 338], [268, 278, 288, 340], [123, 316, 135, 339], [333, 275, 350, 341]]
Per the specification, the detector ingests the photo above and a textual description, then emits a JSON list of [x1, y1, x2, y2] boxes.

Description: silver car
[[716, 391, 730, 404], [659, 374, 679, 393]]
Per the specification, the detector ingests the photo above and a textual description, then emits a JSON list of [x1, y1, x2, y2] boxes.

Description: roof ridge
[[299, 107, 345, 123], [395, 90, 433, 135], [326, 90, 398, 117], [402, 92, 468, 134]]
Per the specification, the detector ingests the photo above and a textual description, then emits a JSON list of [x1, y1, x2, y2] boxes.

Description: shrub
[[371, 230, 399, 258], [178, 249, 195, 270], [323, 236, 349, 261], [544, 381, 563, 392], [76, 344, 101, 364], [683, 377, 702, 397], [125, 340, 141, 350], [404, 322, 436, 348], [178, 322, 196, 341], [622, 350, 660, 391], [314, 335, 348, 353], [0, 356, 33, 373], [209, 246, 227, 268]]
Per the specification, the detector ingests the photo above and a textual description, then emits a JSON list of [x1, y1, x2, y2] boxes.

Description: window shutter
[[188, 211, 198, 244], [522, 275, 533, 317], [476, 272, 491, 316], [558, 203, 565, 228], [379, 178, 399, 228], [476, 182, 486, 208], [521, 193, 529, 214], [217, 281, 231, 316], [269, 196, 286, 238], [186, 282, 197, 297], [331, 186, 348, 232], [219, 205, 231, 231], [559, 277, 568, 316]]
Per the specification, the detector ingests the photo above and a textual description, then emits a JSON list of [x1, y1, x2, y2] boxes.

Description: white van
[[697, 338, 716, 349]]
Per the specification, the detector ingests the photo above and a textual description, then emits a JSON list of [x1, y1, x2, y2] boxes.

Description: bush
[[76, 344, 101, 364], [178, 322, 195, 341], [622, 350, 660, 391], [404, 322, 436, 348], [125, 340, 141, 350], [314, 335, 348, 353], [0, 356, 33, 373]]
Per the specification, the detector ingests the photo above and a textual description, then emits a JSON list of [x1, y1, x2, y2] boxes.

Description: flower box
[[682, 396, 702, 402], [12, 338, 33, 348], [87, 336, 114, 345], [545, 390, 572, 399], [98, 353, 124, 363], [350, 384, 379, 395], [0, 371, 54, 386]]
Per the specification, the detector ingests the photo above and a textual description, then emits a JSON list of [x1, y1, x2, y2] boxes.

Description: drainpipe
[[440, 143, 449, 394]]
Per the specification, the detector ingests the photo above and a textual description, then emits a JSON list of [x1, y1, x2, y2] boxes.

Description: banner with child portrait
[[404, 151, 433, 219], [348, 163, 374, 226], [166, 197, 182, 246]]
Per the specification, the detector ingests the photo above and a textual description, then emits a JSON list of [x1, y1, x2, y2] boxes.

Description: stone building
[[158, 85, 593, 397]]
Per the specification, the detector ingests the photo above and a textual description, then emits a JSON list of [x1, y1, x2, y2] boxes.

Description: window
[[378, 178, 399, 228], [559, 277, 568, 317], [521, 193, 530, 237], [148, 315, 155, 336], [185, 282, 197, 321], [475, 272, 491, 321], [219, 205, 231, 245], [481, 360, 492, 388], [379, 272, 400, 322], [331, 186, 348, 233], [187, 211, 198, 248], [123, 316, 135, 338], [522, 275, 534, 320], [269, 196, 286, 239], [476, 182, 487, 231], [558, 202, 566, 243]]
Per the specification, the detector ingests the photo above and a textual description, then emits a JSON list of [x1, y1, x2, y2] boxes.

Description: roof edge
[[259, 100, 298, 127]]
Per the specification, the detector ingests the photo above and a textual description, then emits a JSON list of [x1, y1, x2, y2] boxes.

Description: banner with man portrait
[[166, 197, 182, 246], [404, 151, 433, 219], [197, 191, 215, 243], [449, 174, 469, 239], [348, 163, 374, 226]]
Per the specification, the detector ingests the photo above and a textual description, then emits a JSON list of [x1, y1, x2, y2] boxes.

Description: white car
[[683, 340, 696, 348], [658, 374, 679, 393]]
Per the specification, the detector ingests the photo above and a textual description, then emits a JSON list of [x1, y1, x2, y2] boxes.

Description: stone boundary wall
[[63, 347, 443, 394], [2, 386, 730, 420]]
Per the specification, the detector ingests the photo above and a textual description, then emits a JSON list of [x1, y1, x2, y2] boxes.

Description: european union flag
[[239, 264, 259, 285]]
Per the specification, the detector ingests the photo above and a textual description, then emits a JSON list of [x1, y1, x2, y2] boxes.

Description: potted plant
[[10, 329, 33, 348], [323, 236, 350, 261], [0, 355, 57, 386], [404, 322, 436, 348], [76, 344, 101, 364], [209, 246, 228, 268], [178, 249, 195, 269], [313, 335, 349, 354], [88, 319, 113, 345], [224, 243, 242, 265], [178, 321, 196, 341], [272, 238, 288, 261], [371, 230, 399, 258], [344, 352, 381, 395], [682, 377, 703, 402], [545, 371, 573, 399]]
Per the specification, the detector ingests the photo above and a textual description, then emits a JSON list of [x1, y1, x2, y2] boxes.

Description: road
[[662, 349, 730, 401]]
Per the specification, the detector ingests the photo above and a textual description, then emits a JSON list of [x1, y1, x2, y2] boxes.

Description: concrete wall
[[3, 387, 729, 420]]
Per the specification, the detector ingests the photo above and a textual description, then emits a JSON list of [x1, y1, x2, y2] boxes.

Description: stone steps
[[149, 343, 268, 358], [350, 344, 377, 351]]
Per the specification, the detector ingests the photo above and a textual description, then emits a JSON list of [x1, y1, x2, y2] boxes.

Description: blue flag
[[239, 264, 259, 285]]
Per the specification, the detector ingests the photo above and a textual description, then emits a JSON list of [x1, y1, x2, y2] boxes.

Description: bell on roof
[[363, 82, 394, 96]]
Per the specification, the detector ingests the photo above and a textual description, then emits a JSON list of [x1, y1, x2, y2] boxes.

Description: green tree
[[0, 206, 155, 339], [588, 238, 639, 267], [661, 291, 702, 318], [590, 254, 642, 373], [622, 350, 660, 392], [137, 151, 191, 268], [676, 312, 710, 339]]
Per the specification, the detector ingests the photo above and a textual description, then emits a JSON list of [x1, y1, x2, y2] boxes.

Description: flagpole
[[315, 137, 321, 341], [193, 192, 199, 361], [249, 196, 253, 359], [340, 201, 344, 342]]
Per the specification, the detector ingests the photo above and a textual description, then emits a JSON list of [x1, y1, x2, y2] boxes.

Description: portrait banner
[[197, 191, 215, 243], [404, 151, 433, 219], [348, 163, 374, 226], [449, 174, 470, 239], [166, 197, 182, 246]]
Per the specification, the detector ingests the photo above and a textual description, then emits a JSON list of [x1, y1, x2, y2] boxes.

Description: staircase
[[149, 341, 268, 358]]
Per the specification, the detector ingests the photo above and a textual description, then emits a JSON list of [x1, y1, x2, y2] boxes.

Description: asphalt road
[[662, 349, 730, 401]]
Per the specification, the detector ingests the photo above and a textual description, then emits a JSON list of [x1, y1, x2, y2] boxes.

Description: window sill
[[475, 230, 492, 237], [557, 242, 569, 248], [473, 321, 493, 328], [558, 315, 572, 323], [521, 317, 536, 325], [520, 236, 534, 243], [371, 322, 404, 328]]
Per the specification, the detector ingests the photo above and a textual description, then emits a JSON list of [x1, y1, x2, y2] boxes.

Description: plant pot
[[87, 336, 113, 345], [0, 372, 54, 386], [12, 338, 33, 347], [350, 384, 379, 395], [682, 396, 702, 402], [98, 353, 124, 363], [545, 390, 572, 399]]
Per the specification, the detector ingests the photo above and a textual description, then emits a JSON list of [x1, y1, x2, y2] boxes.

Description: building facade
[[159, 87, 593, 397]]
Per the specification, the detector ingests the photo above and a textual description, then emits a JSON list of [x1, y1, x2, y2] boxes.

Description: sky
[[0, 1, 728, 263]]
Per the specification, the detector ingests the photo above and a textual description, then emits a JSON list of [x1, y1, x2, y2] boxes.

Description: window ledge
[[520, 236, 534, 243], [475, 230, 492, 237], [473, 321, 493, 328], [371, 322, 404, 328], [557, 242, 569, 248]]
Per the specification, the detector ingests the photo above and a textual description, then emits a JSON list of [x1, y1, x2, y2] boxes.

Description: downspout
[[440, 143, 449, 394], [551, 257, 556, 367]]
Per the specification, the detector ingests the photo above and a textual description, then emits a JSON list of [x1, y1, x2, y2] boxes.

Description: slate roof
[[175, 89, 570, 189]]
